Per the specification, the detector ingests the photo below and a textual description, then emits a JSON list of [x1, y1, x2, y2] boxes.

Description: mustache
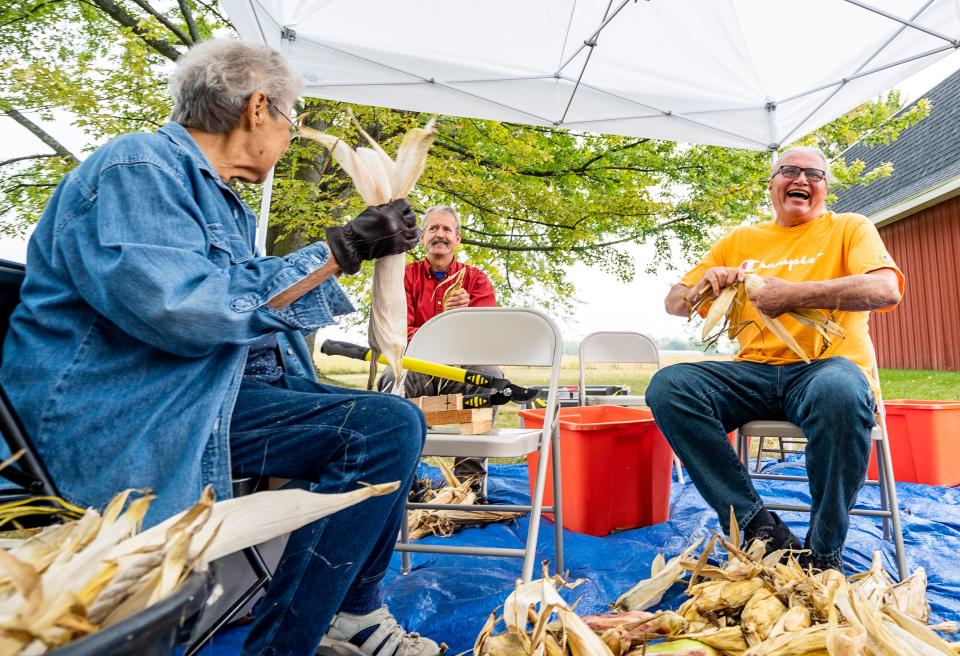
[[429, 237, 450, 246]]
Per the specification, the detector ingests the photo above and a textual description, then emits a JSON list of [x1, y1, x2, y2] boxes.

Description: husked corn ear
[[642, 639, 722, 655], [691, 578, 766, 613], [741, 588, 787, 645], [676, 626, 749, 652], [743, 624, 828, 655]]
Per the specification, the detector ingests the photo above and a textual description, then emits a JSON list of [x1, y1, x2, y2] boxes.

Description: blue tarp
[[202, 460, 960, 655]]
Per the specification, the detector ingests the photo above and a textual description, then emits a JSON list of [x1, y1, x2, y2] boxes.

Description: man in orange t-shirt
[[647, 146, 903, 573]]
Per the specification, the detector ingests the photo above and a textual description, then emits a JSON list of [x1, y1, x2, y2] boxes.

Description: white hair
[[170, 38, 303, 133], [422, 205, 461, 233], [772, 146, 831, 183]]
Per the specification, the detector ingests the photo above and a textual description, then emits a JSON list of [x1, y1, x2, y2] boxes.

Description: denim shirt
[[0, 123, 354, 524]]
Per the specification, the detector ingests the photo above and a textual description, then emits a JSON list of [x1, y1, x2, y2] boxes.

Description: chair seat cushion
[[739, 420, 805, 438]]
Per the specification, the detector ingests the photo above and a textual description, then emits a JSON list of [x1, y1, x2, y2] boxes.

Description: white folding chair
[[395, 307, 564, 582], [577, 331, 684, 481], [735, 349, 907, 579]]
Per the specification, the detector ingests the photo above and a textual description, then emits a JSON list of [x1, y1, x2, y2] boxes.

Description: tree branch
[[129, 0, 193, 46], [0, 153, 61, 168], [4, 109, 79, 162], [177, 0, 201, 42], [423, 184, 597, 230], [435, 136, 656, 178], [191, 0, 233, 30], [87, 0, 183, 61], [461, 234, 641, 253], [0, 0, 65, 29]]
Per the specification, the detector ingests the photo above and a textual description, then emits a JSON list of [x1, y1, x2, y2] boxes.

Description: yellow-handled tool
[[319, 339, 542, 404]]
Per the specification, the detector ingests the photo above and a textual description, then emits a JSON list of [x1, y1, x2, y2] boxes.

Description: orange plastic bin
[[519, 405, 673, 536], [868, 400, 960, 486]]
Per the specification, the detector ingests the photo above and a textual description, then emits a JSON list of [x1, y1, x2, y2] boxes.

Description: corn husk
[[688, 273, 846, 362], [407, 461, 523, 540], [0, 482, 397, 655], [301, 117, 437, 394], [613, 539, 702, 612]]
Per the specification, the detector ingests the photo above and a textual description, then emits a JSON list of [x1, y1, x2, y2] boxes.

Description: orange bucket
[[520, 405, 672, 536]]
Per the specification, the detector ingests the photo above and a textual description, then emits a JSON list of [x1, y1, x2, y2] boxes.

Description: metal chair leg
[[875, 436, 891, 540], [400, 506, 412, 575], [550, 421, 564, 574], [877, 428, 907, 580]]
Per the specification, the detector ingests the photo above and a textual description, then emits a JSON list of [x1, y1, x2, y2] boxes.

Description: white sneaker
[[318, 606, 443, 656]]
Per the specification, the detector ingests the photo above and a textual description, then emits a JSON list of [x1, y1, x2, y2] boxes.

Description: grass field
[[316, 352, 960, 430]]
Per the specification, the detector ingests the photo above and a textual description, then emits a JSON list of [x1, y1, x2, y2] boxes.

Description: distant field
[[315, 352, 960, 431]]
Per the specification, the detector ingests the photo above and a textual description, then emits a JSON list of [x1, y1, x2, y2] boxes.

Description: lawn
[[315, 352, 959, 430]]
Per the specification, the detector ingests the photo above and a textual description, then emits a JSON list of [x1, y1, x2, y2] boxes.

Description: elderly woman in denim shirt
[[1, 39, 439, 656]]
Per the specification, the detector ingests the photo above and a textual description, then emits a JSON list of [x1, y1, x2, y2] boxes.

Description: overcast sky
[[4, 50, 960, 341]]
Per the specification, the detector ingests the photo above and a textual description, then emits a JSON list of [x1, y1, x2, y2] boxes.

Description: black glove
[[325, 199, 419, 275]]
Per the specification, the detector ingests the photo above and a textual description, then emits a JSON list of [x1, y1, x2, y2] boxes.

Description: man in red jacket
[[403, 204, 496, 339], [378, 204, 500, 481]]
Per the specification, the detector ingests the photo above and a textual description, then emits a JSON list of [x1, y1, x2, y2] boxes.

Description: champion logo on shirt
[[740, 252, 824, 273]]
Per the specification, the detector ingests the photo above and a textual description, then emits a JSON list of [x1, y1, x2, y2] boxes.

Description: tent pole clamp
[[282, 27, 296, 42]]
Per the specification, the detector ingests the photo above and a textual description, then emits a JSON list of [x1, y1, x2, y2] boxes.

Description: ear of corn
[[301, 118, 437, 394], [613, 539, 702, 612], [689, 274, 846, 363]]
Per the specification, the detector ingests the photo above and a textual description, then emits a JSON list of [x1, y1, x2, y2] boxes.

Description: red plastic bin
[[868, 400, 960, 486], [519, 405, 673, 536]]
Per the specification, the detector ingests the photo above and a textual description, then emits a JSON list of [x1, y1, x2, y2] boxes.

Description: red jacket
[[405, 259, 496, 340]]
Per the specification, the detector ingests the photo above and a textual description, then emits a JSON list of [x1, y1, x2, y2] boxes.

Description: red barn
[[832, 72, 960, 371]]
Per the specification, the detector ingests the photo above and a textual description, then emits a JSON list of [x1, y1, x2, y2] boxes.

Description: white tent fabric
[[223, 0, 960, 151]]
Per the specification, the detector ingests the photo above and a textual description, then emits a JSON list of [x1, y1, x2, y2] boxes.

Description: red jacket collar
[[415, 258, 464, 280]]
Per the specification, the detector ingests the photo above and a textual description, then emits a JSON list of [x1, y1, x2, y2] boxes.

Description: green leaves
[[0, 3, 929, 315]]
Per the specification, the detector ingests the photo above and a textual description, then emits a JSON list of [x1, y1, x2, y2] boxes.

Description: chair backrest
[[578, 331, 659, 405], [407, 307, 562, 368], [406, 307, 563, 434], [0, 259, 60, 497]]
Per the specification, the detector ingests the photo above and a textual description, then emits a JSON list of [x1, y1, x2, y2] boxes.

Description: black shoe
[[743, 510, 802, 556], [798, 551, 844, 574]]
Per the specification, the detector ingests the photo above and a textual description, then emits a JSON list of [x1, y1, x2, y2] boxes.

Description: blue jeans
[[646, 357, 875, 561], [231, 375, 426, 656]]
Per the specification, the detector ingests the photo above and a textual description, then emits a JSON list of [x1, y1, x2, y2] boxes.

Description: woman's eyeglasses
[[267, 98, 300, 141], [775, 165, 826, 182]]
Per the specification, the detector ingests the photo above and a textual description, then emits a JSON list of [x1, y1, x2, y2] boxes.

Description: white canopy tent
[[220, 0, 960, 244]]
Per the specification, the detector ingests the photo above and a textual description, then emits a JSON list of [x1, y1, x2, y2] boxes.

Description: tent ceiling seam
[[844, 0, 959, 46], [776, 42, 956, 106], [246, 0, 272, 45], [555, 0, 635, 74], [779, 0, 937, 147], [565, 78, 767, 147], [556, 0, 580, 71]]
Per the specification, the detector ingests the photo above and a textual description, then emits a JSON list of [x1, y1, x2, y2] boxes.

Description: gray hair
[[169, 38, 303, 133], [422, 205, 461, 233], [772, 146, 831, 183]]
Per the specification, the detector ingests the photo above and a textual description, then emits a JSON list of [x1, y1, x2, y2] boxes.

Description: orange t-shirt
[[680, 211, 904, 387]]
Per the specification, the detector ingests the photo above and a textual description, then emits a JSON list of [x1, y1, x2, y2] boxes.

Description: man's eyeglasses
[[774, 165, 826, 182], [267, 98, 300, 141]]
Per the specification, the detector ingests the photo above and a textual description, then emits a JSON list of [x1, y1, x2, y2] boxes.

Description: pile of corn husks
[[475, 528, 958, 656], [407, 461, 523, 540], [0, 483, 396, 655]]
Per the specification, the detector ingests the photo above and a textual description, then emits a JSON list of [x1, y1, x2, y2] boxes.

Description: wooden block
[[422, 407, 493, 433], [459, 418, 493, 435], [410, 394, 463, 412]]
